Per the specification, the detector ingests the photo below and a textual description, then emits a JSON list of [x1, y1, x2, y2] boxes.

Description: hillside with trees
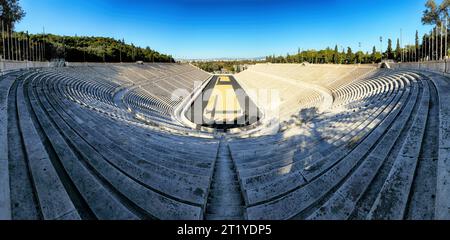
[[37, 34, 175, 63], [265, 45, 384, 65]]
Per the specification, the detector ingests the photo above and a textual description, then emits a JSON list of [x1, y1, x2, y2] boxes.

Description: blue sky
[[16, 0, 434, 59]]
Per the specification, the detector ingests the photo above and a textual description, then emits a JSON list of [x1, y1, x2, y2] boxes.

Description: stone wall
[[0, 60, 57, 73], [391, 61, 450, 75]]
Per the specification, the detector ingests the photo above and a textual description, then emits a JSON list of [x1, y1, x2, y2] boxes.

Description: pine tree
[[395, 38, 401, 61], [0, 0, 26, 28], [372, 46, 377, 62], [415, 30, 420, 61], [346, 47, 353, 63], [387, 38, 393, 59], [334, 45, 339, 64]]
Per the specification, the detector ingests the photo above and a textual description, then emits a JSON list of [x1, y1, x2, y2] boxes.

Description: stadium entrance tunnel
[[185, 75, 262, 131]]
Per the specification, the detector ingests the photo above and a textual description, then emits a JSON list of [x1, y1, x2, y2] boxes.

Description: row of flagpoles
[[0, 19, 46, 62], [400, 18, 448, 63]]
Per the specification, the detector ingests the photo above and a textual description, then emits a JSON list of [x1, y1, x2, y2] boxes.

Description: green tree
[[264, 46, 377, 65], [355, 51, 364, 64], [395, 38, 401, 61], [423, 0, 439, 25], [422, 0, 450, 25], [333, 45, 339, 64], [346, 47, 353, 63], [371, 46, 376, 62], [387, 38, 393, 59], [423, 34, 428, 60], [0, 0, 26, 28], [371, 46, 382, 63]]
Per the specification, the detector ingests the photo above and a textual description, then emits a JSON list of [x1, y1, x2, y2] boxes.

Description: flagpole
[[1, 19, 3, 60], [1, 19, 5, 61], [29, 33, 32, 62], [22, 33, 25, 61], [430, 31, 432, 61], [439, 23, 444, 60], [7, 25, 11, 60], [43, 27, 46, 62], [26, 31, 29, 61], [12, 32, 15, 61], [432, 29, 434, 60], [422, 35, 424, 61], [432, 28, 434, 60], [446, 18, 448, 59], [38, 42, 40, 62], [12, 31, 15, 61], [33, 42, 36, 62], [14, 33, 17, 61], [400, 29, 403, 62], [436, 25, 438, 61], [39, 40, 41, 62], [18, 33, 21, 61]]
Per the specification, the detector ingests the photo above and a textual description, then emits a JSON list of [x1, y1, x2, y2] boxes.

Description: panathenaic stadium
[[1, 61, 450, 220]]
